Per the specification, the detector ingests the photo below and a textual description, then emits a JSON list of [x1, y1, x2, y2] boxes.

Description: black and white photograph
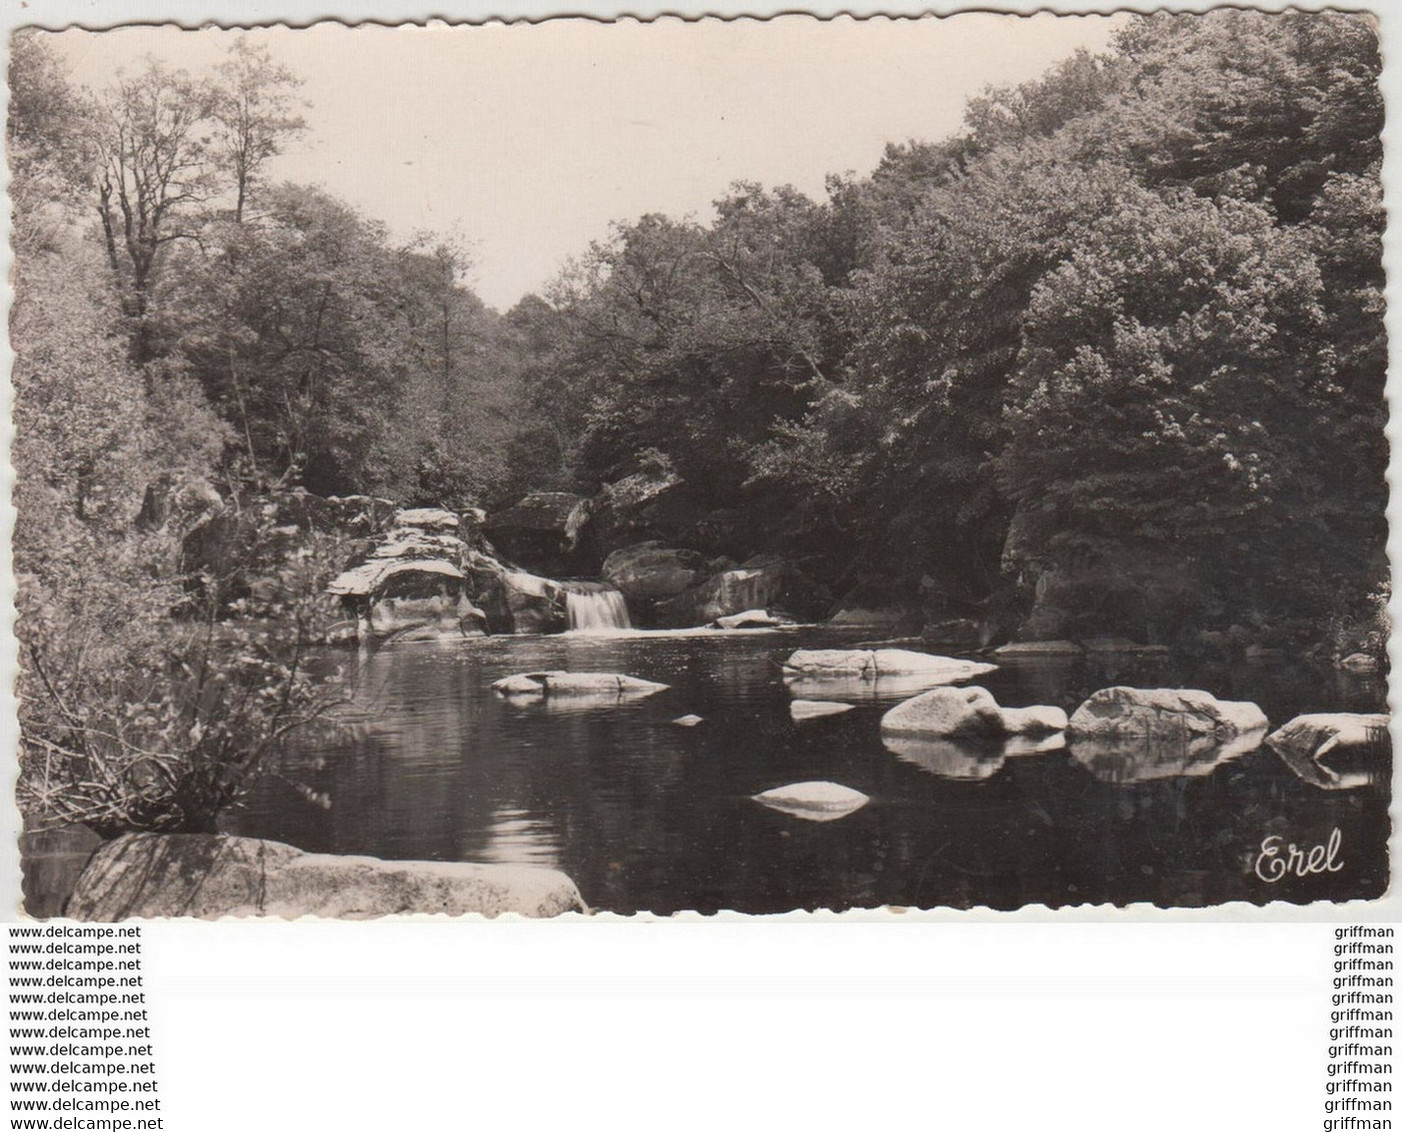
[[11, 8, 1392, 921]]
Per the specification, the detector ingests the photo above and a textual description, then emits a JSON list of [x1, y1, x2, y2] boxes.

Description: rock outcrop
[[482, 492, 588, 577], [328, 558, 486, 643], [465, 553, 569, 634], [751, 781, 870, 822], [601, 541, 707, 603], [65, 833, 586, 920]]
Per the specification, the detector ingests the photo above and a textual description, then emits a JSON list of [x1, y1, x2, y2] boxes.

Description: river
[[216, 627, 1390, 915]]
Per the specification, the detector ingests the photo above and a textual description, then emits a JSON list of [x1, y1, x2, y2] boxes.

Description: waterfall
[[563, 581, 632, 632]]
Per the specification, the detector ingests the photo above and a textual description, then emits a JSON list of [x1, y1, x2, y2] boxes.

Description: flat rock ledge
[[65, 833, 586, 921], [493, 672, 669, 700], [782, 648, 996, 682]]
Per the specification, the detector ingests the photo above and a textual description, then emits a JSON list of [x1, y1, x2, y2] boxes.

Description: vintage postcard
[[10, 8, 1391, 920]]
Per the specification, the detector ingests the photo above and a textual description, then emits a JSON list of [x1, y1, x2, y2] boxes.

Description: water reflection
[[198, 629, 1392, 916], [1068, 727, 1267, 784], [882, 733, 1066, 781], [784, 673, 980, 704], [478, 807, 561, 866]]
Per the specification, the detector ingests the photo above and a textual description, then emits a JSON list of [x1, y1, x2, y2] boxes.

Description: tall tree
[[212, 38, 306, 222]]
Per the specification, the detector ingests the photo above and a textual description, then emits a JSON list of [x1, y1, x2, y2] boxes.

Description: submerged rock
[[1068, 687, 1267, 740], [492, 671, 670, 702], [1266, 713, 1390, 790], [66, 833, 585, 920], [881, 686, 1067, 740], [751, 781, 870, 822], [789, 699, 856, 723], [992, 640, 1083, 657]]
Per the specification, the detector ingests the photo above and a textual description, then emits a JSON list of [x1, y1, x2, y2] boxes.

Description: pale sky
[[48, 15, 1126, 311]]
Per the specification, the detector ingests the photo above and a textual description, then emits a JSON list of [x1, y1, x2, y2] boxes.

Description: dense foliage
[[522, 11, 1387, 642]]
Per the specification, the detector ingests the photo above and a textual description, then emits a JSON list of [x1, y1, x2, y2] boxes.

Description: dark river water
[[210, 628, 1392, 915]]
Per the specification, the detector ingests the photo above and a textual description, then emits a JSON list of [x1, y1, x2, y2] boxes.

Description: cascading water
[[563, 581, 632, 632]]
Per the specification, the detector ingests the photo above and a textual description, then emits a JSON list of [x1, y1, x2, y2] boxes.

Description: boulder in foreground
[[493, 671, 669, 701], [66, 834, 586, 920], [752, 781, 870, 822], [1068, 687, 1267, 740]]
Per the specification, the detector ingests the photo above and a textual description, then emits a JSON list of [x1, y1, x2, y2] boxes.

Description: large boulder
[[1068, 687, 1267, 741], [881, 686, 1006, 739], [576, 467, 707, 561], [601, 542, 707, 603], [881, 686, 1066, 740], [492, 671, 670, 703], [1266, 713, 1390, 789], [1067, 686, 1267, 784], [65, 833, 586, 920], [751, 781, 870, 822]]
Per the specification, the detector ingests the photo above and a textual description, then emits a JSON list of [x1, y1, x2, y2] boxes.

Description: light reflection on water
[[216, 628, 1389, 915]]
